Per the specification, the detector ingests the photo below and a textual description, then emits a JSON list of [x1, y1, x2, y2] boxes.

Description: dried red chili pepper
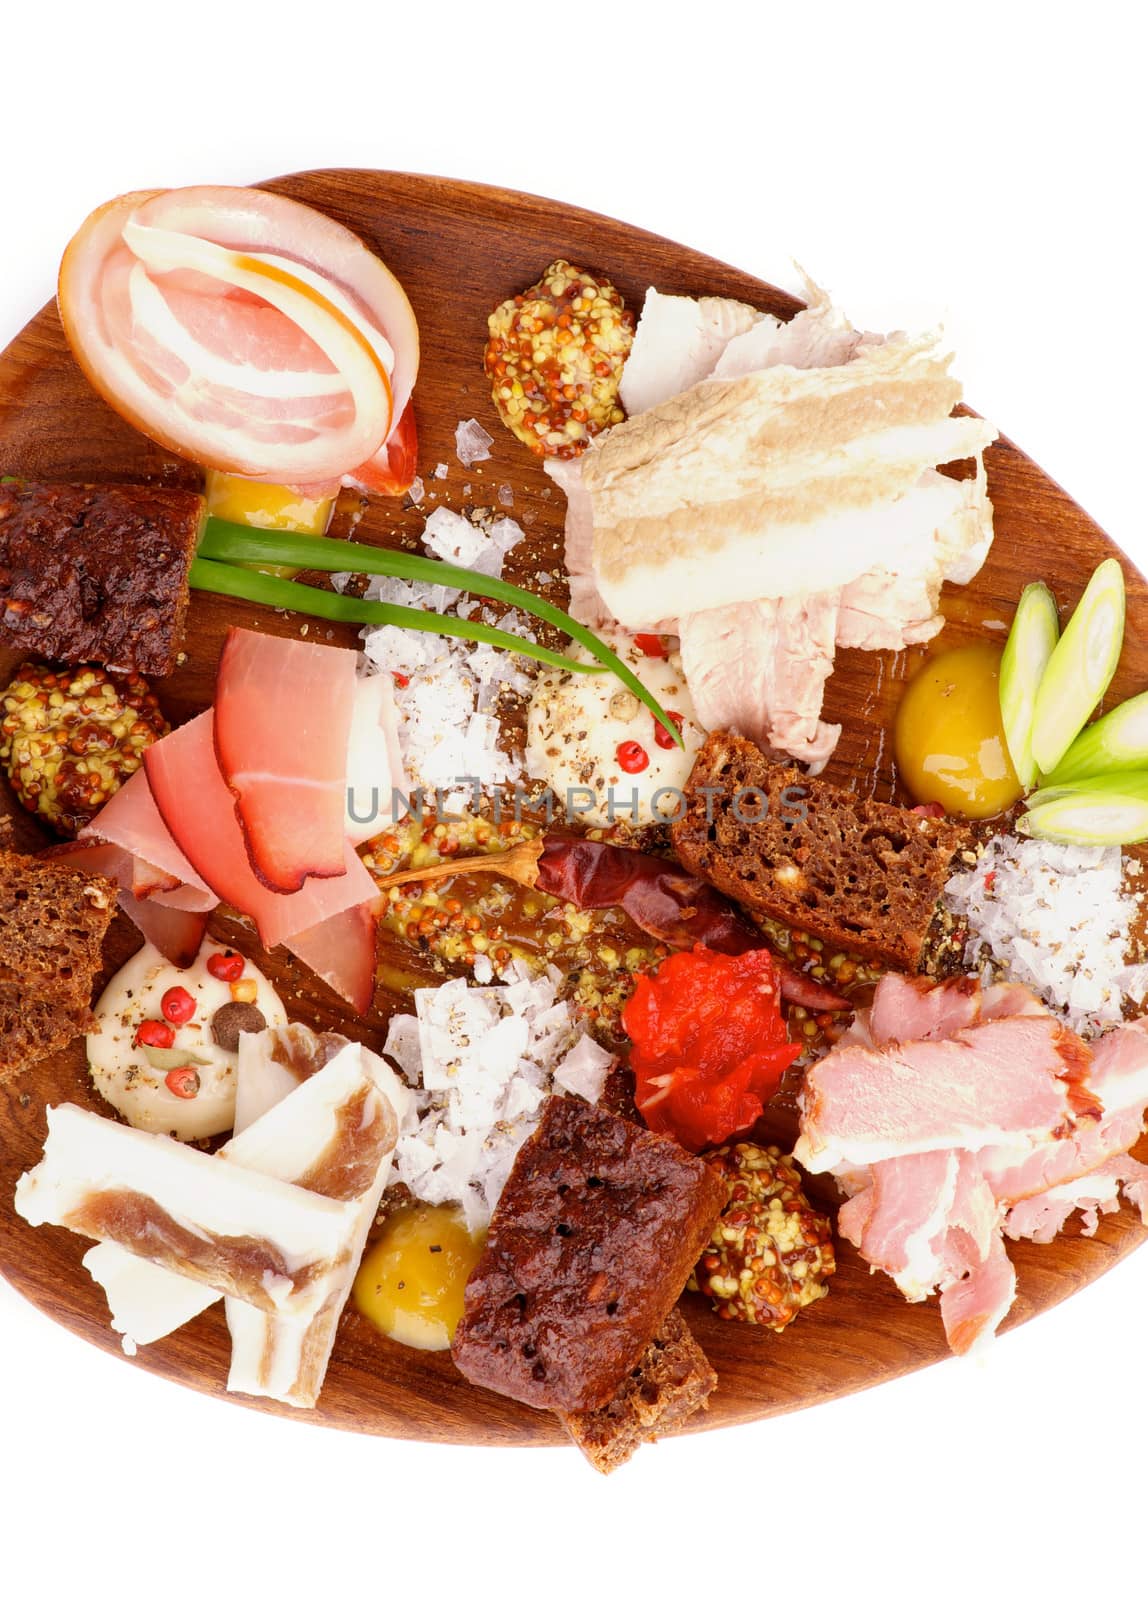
[[533, 836, 849, 1011]]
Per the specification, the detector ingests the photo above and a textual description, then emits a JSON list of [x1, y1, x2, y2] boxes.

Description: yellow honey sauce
[[894, 642, 1023, 819], [353, 1205, 486, 1351]]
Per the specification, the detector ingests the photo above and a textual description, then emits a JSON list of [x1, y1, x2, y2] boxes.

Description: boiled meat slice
[[678, 592, 842, 772], [710, 276, 865, 380], [587, 330, 996, 628], [835, 465, 994, 651], [618, 288, 764, 416], [543, 455, 609, 626]]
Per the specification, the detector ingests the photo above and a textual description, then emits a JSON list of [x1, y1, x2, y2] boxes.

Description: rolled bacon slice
[[58, 186, 419, 485], [214, 628, 357, 892], [15, 1104, 362, 1318]]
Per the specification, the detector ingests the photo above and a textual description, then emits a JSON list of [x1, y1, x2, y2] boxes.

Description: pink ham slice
[[145, 710, 378, 950], [837, 1148, 1000, 1304], [1004, 1153, 1148, 1244], [796, 1015, 1096, 1173], [214, 628, 357, 893], [938, 1234, 1016, 1356], [799, 973, 1148, 1357], [866, 974, 984, 1045]]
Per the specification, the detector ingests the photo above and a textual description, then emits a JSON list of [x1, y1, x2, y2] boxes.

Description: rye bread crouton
[[451, 1095, 724, 1413], [0, 481, 203, 676], [0, 841, 114, 1082], [560, 1307, 717, 1473], [672, 732, 971, 972]]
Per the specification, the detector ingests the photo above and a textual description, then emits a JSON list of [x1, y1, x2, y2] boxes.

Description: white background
[[1, 4, 1144, 1595]]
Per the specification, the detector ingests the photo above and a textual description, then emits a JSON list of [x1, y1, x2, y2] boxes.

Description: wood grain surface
[[1, 168, 1145, 1448]]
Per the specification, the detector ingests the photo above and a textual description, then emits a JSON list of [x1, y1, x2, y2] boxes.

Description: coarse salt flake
[[944, 836, 1145, 1035], [455, 418, 494, 466], [385, 971, 612, 1230]]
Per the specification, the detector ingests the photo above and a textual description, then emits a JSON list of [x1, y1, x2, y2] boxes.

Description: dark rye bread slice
[[0, 842, 114, 1082], [559, 1307, 717, 1474], [452, 1095, 725, 1413], [672, 732, 971, 973], [0, 481, 204, 675]]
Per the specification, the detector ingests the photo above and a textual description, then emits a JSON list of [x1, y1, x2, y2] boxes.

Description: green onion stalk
[[194, 518, 683, 748]]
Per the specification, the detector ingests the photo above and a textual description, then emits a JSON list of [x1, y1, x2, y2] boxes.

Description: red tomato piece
[[136, 1018, 176, 1050], [207, 950, 246, 983], [616, 740, 649, 774], [622, 945, 801, 1153], [160, 986, 196, 1026], [165, 1066, 201, 1100]]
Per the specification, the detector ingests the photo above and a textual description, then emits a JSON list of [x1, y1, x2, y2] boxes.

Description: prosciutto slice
[[42, 837, 210, 969], [283, 899, 380, 1017], [144, 710, 378, 950], [214, 628, 357, 892], [79, 767, 215, 911]]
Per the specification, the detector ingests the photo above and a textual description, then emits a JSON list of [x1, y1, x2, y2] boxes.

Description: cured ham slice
[[345, 670, 406, 845], [15, 1104, 362, 1317], [283, 900, 380, 1016], [938, 1234, 1016, 1357], [214, 628, 357, 892], [144, 710, 378, 949], [800, 974, 1148, 1356], [678, 593, 842, 772], [795, 1014, 1095, 1173]]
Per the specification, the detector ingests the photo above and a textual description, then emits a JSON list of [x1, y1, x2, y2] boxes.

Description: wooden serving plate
[[1, 169, 1146, 1447]]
